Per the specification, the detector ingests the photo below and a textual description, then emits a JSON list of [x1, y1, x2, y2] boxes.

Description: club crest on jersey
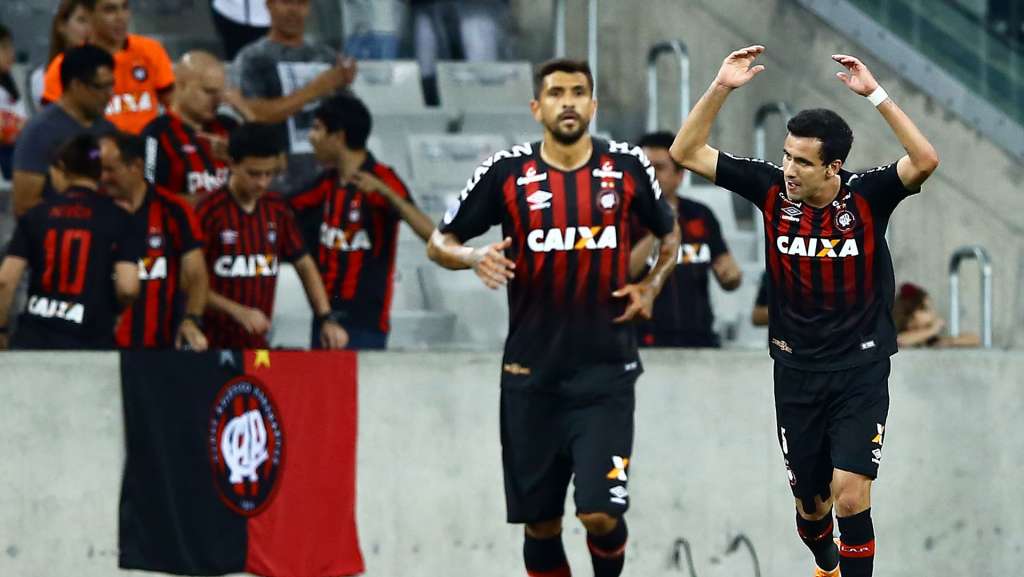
[[597, 189, 619, 213], [148, 234, 163, 249], [685, 219, 706, 238], [527, 190, 552, 211], [267, 226, 277, 245], [835, 209, 856, 231], [527, 226, 617, 252], [132, 65, 148, 82], [776, 236, 860, 258]]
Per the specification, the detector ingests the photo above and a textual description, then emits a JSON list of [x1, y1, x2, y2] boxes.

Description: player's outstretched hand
[[470, 236, 516, 290], [714, 45, 766, 89], [611, 283, 656, 324], [832, 54, 879, 96], [320, 321, 349, 350]]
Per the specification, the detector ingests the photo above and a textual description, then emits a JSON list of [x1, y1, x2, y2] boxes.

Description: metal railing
[[553, 0, 600, 132], [948, 245, 993, 348], [751, 102, 794, 256], [645, 40, 691, 188]]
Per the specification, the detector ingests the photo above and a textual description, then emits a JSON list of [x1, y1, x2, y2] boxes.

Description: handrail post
[[587, 0, 598, 133], [751, 102, 794, 257], [948, 245, 993, 348], [645, 40, 690, 187], [554, 0, 567, 57]]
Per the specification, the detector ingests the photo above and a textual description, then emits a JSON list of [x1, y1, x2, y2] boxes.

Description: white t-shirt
[[212, 0, 271, 27]]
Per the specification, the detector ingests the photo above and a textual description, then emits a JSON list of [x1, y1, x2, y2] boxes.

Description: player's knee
[[576, 512, 618, 536], [525, 518, 563, 539], [832, 481, 870, 516]]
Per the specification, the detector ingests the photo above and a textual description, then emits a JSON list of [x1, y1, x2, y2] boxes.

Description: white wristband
[[866, 85, 889, 107]]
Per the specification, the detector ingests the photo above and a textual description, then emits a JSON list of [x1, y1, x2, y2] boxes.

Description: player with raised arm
[[670, 46, 938, 577]]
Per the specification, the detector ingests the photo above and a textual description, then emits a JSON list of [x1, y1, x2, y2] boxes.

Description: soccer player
[[289, 94, 434, 349], [0, 134, 140, 349], [99, 132, 209, 350], [427, 59, 681, 577], [41, 0, 175, 135], [142, 51, 247, 200], [669, 46, 939, 577], [629, 131, 742, 348], [197, 122, 348, 350]]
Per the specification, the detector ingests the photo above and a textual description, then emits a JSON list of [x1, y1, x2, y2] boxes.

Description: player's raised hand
[[611, 283, 656, 324], [714, 45, 766, 89], [832, 54, 879, 96], [470, 237, 516, 290]]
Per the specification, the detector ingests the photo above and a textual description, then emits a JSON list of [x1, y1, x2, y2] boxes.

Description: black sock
[[838, 508, 875, 577], [796, 510, 839, 571], [523, 531, 570, 577], [587, 518, 627, 577]]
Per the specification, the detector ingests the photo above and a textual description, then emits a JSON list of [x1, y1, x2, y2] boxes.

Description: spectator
[[196, 122, 347, 349], [289, 94, 434, 350], [0, 24, 27, 180], [41, 0, 175, 134], [752, 270, 769, 326], [411, 0, 507, 105], [893, 282, 980, 348], [142, 51, 251, 201], [0, 133, 140, 350], [99, 132, 209, 351], [630, 131, 742, 348], [29, 0, 93, 113], [12, 45, 116, 217], [210, 0, 271, 60], [234, 0, 357, 189]]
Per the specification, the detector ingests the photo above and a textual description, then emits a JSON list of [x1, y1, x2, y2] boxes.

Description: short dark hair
[[637, 131, 682, 171], [228, 123, 285, 163], [60, 44, 115, 91], [314, 94, 372, 150], [0, 23, 11, 44], [53, 133, 102, 180], [102, 131, 146, 165], [534, 58, 593, 97], [786, 108, 854, 165]]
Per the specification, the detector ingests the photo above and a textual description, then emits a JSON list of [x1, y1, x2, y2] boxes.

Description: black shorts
[[774, 358, 890, 512], [500, 363, 638, 524]]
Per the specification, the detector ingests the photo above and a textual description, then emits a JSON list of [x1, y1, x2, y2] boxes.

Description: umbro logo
[[526, 190, 552, 211], [782, 206, 802, 217]]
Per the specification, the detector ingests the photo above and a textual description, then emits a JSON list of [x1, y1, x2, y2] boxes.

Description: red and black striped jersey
[[716, 152, 918, 370], [288, 156, 412, 333], [114, 185, 204, 348], [142, 112, 236, 199], [6, 186, 142, 348], [439, 138, 676, 386], [196, 188, 307, 349], [635, 198, 729, 347]]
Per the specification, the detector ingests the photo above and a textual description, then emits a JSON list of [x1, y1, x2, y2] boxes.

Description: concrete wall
[[509, 0, 1024, 347], [1, 350, 1022, 576]]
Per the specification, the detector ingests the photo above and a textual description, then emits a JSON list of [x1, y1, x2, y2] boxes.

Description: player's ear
[[827, 159, 842, 177], [529, 98, 542, 122]]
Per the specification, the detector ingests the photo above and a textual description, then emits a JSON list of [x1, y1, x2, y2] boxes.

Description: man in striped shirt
[[197, 122, 347, 350], [99, 132, 209, 350], [670, 46, 939, 577], [289, 94, 434, 349], [143, 51, 247, 201]]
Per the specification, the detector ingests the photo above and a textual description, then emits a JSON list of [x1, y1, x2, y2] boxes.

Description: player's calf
[[797, 509, 839, 573], [578, 513, 627, 577], [524, 519, 570, 577], [832, 472, 875, 576]]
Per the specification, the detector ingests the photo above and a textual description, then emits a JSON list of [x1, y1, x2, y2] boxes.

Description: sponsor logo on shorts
[[771, 338, 792, 353], [624, 361, 638, 372], [860, 339, 876, 350], [502, 363, 531, 376], [609, 485, 628, 505], [606, 456, 629, 482], [871, 423, 885, 465]]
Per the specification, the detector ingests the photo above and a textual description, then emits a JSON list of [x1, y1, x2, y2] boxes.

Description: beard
[[547, 117, 589, 145]]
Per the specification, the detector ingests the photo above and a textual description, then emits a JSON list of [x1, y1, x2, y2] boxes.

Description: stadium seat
[[407, 133, 509, 188], [351, 60, 431, 113], [435, 61, 533, 111], [269, 263, 312, 349], [457, 108, 537, 142]]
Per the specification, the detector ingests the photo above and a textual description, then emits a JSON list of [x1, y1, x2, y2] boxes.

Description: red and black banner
[[119, 350, 364, 576]]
